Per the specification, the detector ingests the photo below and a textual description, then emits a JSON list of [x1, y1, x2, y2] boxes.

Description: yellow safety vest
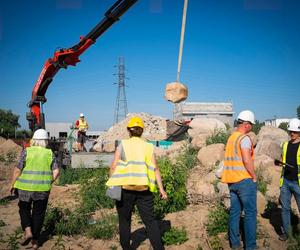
[[14, 146, 53, 192], [78, 119, 88, 131], [280, 142, 300, 187], [106, 137, 157, 193], [221, 131, 253, 184]]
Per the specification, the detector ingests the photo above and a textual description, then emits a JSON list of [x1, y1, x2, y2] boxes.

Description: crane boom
[[27, 0, 138, 131]]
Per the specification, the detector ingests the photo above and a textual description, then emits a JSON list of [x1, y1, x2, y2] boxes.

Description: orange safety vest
[[221, 131, 254, 184]]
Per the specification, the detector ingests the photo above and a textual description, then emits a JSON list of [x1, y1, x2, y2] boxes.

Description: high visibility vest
[[14, 146, 53, 192], [78, 119, 88, 131], [106, 137, 157, 193], [280, 142, 300, 187], [221, 131, 253, 184]]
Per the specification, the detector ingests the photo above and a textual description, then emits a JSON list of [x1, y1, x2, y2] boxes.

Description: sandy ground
[[0, 162, 290, 250]]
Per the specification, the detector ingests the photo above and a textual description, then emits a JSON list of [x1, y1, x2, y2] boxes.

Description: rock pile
[[93, 113, 167, 152]]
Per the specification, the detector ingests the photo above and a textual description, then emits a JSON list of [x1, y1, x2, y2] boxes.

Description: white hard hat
[[80, 113, 84, 117], [237, 110, 255, 124], [33, 129, 49, 140], [287, 118, 300, 132]]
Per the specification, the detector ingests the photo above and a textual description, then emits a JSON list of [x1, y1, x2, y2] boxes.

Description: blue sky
[[0, 0, 299, 130]]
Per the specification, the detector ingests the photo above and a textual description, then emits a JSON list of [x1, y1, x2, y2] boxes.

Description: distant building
[[45, 122, 72, 139], [264, 118, 290, 128], [174, 102, 234, 126]]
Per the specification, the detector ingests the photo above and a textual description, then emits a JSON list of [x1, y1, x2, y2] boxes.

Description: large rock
[[188, 118, 226, 139], [165, 81, 188, 103], [191, 133, 208, 149], [217, 182, 230, 209], [187, 169, 217, 204], [247, 131, 257, 147], [255, 139, 282, 160], [254, 154, 275, 169], [197, 143, 225, 169], [257, 191, 267, 215], [257, 126, 288, 145]]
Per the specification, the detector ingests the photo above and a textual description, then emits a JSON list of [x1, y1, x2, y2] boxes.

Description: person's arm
[[241, 148, 257, 182], [152, 155, 168, 200], [10, 167, 22, 195], [52, 168, 60, 183], [109, 146, 121, 177]]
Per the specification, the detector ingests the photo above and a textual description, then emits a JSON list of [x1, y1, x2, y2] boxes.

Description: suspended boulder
[[165, 81, 188, 103]]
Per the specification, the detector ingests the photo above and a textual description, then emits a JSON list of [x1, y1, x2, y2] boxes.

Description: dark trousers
[[116, 189, 164, 250], [18, 199, 48, 240]]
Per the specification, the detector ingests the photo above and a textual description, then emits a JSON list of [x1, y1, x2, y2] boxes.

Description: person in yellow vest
[[9, 129, 59, 250], [277, 118, 300, 241], [221, 110, 257, 250], [75, 113, 89, 151], [106, 116, 167, 250]]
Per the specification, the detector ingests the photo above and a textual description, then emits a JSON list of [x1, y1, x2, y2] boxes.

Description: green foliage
[[154, 146, 198, 218], [51, 235, 66, 250], [0, 220, 6, 227], [252, 120, 264, 135], [162, 227, 188, 245], [287, 223, 300, 249], [79, 168, 114, 212], [7, 227, 22, 250], [256, 166, 271, 195], [15, 129, 32, 139], [206, 203, 229, 236], [206, 129, 230, 146], [154, 157, 187, 218], [0, 198, 8, 206], [297, 105, 300, 120], [279, 122, 289, 132], [208, 235, 223, 250], [58, 168, 97, 185], [86, 214, 118, 239], [0, 109, 20, 138]]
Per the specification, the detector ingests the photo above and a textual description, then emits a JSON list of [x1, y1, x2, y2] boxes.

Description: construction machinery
[[26, 0, 138, 167]]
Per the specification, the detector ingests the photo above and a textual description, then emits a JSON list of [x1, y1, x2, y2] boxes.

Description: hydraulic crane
[[26, 0, 138, 132]]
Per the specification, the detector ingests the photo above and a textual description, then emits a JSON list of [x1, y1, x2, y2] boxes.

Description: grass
[[206, 129, 230, 146], [162, 227, 188, 245], [206, 203, 229, 236]]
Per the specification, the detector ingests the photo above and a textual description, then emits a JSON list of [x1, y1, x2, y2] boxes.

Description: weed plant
[[154, 146, 198, 218], [206, 129, 230, 146], [206, 203, 229, 236], [0, 220, 6, 227], [86, 214, 118, 239], [59, 168, 101, 186], [162, 227, 188, 245], [79, 168, 114, 212], [256, 166, 271, 195]]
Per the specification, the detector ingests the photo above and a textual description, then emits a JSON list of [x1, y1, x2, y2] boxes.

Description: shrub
[[176, 145, 198, 170], [86, 214, 118, 239], [252, 120, 264, 135], [79, 168, 114, 212], [162, 227, 188, 245], [256, 166, 271, 195], [0, 220, 6, 227], [206, 129, 230, 146], [154, 156, 187, 219], [279, 122, 288, 132], [59, 168, 100, 185], [206, 203, 229, 236]]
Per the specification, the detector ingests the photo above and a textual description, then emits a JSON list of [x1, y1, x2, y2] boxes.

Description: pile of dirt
[[0, 139, 22, 157], [93, 113, 167, 152]]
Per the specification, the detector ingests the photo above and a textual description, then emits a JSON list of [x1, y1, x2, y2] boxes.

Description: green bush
[[59, 168, 101, 185], [86, 214, 118, 239], [206, 203, 229, 236], [206, 129, 230, 146], [279, 122, 288, 132], [256, 166, 271, 195], [154, 156, 187, 219], [80, 168, 114, 212], [0, 220, 6, 227], [176, 145, 198, 170], [162, 227, 188, 245]]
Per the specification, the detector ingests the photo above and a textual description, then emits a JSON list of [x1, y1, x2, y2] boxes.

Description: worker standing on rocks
[[277, 118, 300, 241], [221, 110, 257, 250], [106, 116, 168, 250], [9, 129, 59, 250], [75, 113, 89, 152]]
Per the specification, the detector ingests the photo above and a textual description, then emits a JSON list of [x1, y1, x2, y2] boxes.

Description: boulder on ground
[[257, 191, 267, 215], [247, 131, 257, 147], [255, 139, 282, 160], [191, 134, 208, 149], [257, 126, 288, 145], [197, 143, 224, 169], [188, 118, 226, 139]]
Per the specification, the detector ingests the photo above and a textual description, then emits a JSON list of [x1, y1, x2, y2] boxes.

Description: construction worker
[[75, 113, 89, 151], [106, 116, 167, 250], [221, 110, 257, 250], [9, 129, 59, 250], [277, 118, 300, 241]]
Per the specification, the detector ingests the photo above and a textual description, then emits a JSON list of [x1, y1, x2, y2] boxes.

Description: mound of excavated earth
[[93, 113, 167, 152]]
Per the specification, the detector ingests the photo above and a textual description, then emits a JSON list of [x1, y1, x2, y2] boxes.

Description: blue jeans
[[280, 178, 300, 235], [229, 178, 257, 250]]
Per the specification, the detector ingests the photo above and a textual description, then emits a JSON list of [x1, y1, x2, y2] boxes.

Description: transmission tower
[[114, 56, 128, 124]]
